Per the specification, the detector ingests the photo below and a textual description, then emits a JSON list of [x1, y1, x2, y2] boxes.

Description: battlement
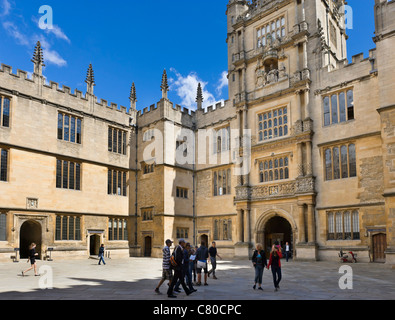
[[0, 63, 131, 117]]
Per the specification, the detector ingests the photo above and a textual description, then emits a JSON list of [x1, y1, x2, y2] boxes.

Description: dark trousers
[[271, 266, 282, 288], [168, 268, 190, 296], [175, 266, 194, 291]]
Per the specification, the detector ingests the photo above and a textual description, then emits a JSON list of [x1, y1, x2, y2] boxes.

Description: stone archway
[[255, 209, 296, 258], [20, 220, 42, 259]]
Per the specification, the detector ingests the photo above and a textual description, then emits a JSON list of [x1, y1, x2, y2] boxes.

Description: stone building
[[0, 0, 394, 264]]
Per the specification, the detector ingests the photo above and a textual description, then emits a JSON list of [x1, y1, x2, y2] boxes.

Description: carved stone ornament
[[26, 198, 38, 210]]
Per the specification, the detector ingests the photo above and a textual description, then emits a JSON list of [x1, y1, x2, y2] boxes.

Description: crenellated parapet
[[0, 63, 131, 122]]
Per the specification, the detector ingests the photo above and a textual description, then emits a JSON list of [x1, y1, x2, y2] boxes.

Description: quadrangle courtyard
[[0, 257, 394, 301]]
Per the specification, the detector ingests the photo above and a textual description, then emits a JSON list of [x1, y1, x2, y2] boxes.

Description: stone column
[[297, 142, 304, 177], [301, 0, 306, 22], [237, 209, 243, 243], [298, 204, 306, 243], [243, 107, 250, 186], [303, 41, 308, 70], [307, 204, 316, 244], [296, 90, 303, 122], [304, 89, 310, 119], [306, 141, 313, 176], [244, 209, 251, 244]]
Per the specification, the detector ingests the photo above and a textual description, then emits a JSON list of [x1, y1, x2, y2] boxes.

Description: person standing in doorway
[[98, 244, 106, 265], [252, 243, 267, 290], [267, 243, 283, 291], [21, 243, 39, 277], [155, 239, 173, 295], [285, 242, 290, 262], [208, 241, 222, 279]]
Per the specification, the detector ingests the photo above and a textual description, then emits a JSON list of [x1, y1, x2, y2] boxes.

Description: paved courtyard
[[0, 257, 394, 300]]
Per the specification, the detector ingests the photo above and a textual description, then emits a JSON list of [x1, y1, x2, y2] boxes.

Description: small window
[[56, 159, 81, 191], [108, 218, 128, 240], [108, 127, 127, 155], [0, 149, 8, 182], [323, 89, 354, 126], [0, 96, 10, 128], [57, 112, 82, 144], [55, 215, 81, 241], [324, 143, 357, 181], [176, 187, 188, 199], [108, 169, 127, 196]]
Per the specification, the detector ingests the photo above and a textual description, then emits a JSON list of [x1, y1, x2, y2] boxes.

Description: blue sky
[[0, 0, 376, 112]]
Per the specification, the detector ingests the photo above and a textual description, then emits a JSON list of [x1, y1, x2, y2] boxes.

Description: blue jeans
[[254, 265, 264, 284], [98, 254, 106, 265]]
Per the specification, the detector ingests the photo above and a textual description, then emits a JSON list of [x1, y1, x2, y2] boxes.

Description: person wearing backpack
[[167, 239, 192, 298]]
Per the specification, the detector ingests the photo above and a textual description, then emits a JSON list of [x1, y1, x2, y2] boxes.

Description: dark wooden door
[[144, 236, 152, 257], [372, 233, 386, 263]]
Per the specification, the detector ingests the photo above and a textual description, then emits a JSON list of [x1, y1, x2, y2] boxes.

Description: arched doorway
[[264, 216, 293, 258], [199, 234, 209, 247], [20, 220, 42, 259], [144, 236, 152, 257], [89, 234, 101, 256]]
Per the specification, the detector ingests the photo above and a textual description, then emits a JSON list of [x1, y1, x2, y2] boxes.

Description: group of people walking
[[155, 239, 221, 298]]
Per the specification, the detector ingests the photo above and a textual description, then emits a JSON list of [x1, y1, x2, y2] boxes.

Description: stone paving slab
[[0, 258, 393, 300]]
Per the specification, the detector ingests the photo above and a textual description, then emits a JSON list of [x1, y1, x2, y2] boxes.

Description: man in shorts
[[195, 241, 209, 286], [155, 239, 174, 294]]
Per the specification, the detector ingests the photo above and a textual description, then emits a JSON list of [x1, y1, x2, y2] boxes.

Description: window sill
[[323, 119, 356, 128]]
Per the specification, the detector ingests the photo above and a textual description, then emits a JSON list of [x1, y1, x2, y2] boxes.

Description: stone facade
[[0, 0, 394, 265]]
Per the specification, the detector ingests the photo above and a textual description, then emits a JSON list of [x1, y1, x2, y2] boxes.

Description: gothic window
[[327, 210, 360, 240], [258, 107, 288, 142], [107, 169, 127, 196], [108, 127, 127, 155], [213, 168, 231, 196], [141, 208, 153, 221], [55, 215, 81, 241], [143, 129, 155, 142], [0, 96, 10, 128], [324, 143, 357, 181], [57, 112, 82, 144], [213, 218, 232, 241], [213, 126, 230, 154], [0, 148, 8, 182], [259, 156, 289, 183], [108, 218, 128, 241], [323, 89, 354, 126], [143, 163, 155, 175], [257, 16, 286, 48], [56, 159, 81, 191], [176, 187, 188, 199]]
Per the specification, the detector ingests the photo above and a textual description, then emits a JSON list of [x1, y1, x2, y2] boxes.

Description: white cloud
[[216, 71, 228, 94], [2, 21, 30, 46], [46, 24, 70, 43], [38, 38, 67, 67], [0, 0, 11, 16], [169, 68, 220, 111]]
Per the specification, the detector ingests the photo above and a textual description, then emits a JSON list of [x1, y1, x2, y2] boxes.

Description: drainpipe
[[134, 125, 139, 247], [192, 122, 197, 247]]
